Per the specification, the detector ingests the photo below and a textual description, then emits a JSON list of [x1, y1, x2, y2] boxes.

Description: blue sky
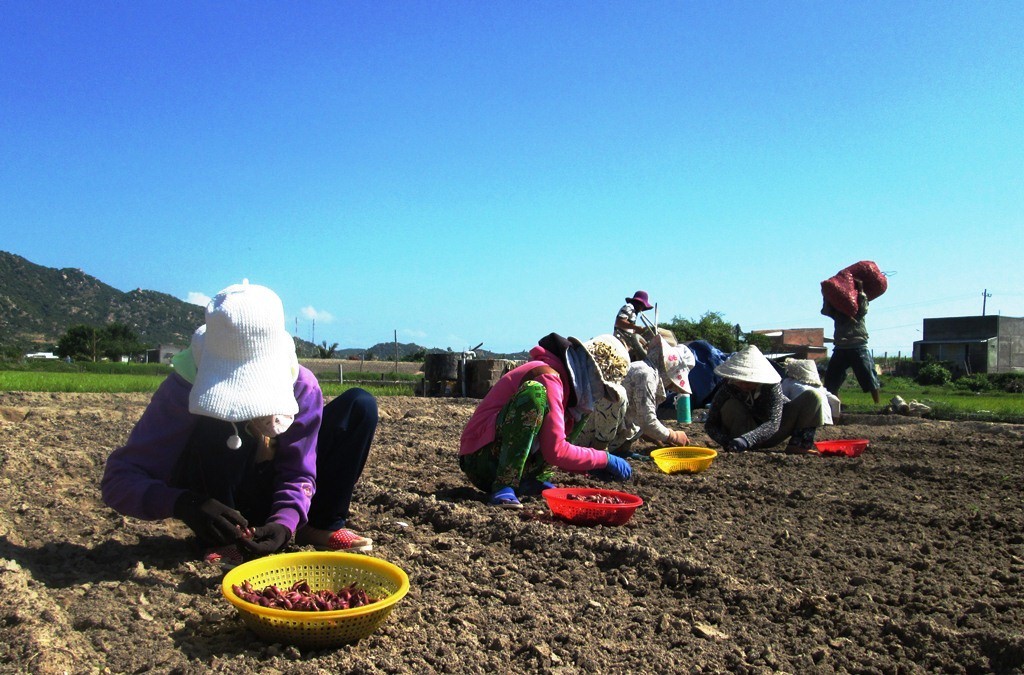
[[2, 2, 1022, 356]]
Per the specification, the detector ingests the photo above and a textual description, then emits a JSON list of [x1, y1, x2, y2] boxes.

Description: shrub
[[882, 376, 917, 390], [953, 373, 991, 392], [917, 362, 952, 386], [989, 373, 1024, 394]]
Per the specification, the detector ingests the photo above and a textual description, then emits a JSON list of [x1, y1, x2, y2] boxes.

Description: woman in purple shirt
[[101, 281, 377, 567]]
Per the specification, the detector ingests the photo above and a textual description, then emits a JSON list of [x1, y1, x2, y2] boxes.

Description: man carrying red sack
[[821, 279, 881, 404]]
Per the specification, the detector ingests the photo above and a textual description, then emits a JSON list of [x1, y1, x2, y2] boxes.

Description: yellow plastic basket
[[650, 446, 718, 474], [221, 551, 410, 648]]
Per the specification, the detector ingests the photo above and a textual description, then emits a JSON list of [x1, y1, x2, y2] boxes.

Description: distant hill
[[0, 251, 205, 353], [0, 251, 530, 360]]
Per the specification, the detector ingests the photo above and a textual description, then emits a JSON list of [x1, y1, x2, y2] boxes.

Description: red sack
[[821, 261, 887, 318]]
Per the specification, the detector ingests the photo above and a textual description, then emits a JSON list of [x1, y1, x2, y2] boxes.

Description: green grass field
[[0, 371, 416, 397], [839, 383, 1024, 423], [2, 367, 1021, 422]]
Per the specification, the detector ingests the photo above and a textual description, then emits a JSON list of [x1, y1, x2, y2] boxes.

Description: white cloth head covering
[[714, 345, 781, 385], [784, 358, 823, 387], [189, 279, 299, 422], [662, 343, 696, 394], [647, 334, 695, 394]]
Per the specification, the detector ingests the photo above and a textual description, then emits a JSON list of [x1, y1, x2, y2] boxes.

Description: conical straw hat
[[784, 358, 822, 387], [714, 345, 781, 385]]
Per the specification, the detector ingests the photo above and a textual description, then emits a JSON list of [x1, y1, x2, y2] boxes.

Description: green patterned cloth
[[460, 380, 586, 492]]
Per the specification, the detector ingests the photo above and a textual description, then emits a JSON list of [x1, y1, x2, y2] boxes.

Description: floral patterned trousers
[[459, 380, 565, 493]]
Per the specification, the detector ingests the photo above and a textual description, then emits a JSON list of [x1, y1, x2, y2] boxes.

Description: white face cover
[[248, 414, 295, 438]]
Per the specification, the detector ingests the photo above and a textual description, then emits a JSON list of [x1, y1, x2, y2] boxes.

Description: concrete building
[[912, 315, 1024, 374]]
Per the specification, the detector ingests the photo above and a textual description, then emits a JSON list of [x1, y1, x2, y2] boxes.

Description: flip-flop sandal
[[325, 528, 374, 553], [488, 487, 523, 509], [202, 544, 243, 570]]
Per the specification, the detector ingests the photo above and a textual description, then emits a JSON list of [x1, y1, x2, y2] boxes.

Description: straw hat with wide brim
[[784, 358, 822, 387], [582, 334, 630, 385], [189, 280, 299, 422], [714, 345, 781, 385]]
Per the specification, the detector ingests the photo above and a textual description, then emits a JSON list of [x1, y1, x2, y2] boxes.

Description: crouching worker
[[578, 334, 695, 457], [101, 280, 377, 568], [704, 345, 823, 455], [459, 333, 633, 509]]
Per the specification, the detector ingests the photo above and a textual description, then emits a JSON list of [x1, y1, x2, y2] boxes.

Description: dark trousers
[[718, 390, 822, 449], [824, 346, 879, 395], [175, 388, 378, 538]]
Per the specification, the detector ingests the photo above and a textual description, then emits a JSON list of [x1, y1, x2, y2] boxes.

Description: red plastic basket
[[541, 488, 643, 526], [815, 439, 870, 457]]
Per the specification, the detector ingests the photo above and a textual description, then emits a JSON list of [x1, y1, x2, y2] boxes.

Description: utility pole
[[982, 289, 992, 316]]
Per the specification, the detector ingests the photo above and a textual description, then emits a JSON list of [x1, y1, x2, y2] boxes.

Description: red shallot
[[232, 579, 379, 611]]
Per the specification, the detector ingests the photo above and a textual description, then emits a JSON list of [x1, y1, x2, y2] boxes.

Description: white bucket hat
[[714, 345, 781, 385], [784, 358, 822, 387], [662, 343, 696, 394], [189, 280, 299, 422]]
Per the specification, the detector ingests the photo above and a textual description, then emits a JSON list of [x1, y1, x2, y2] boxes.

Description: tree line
[[45, 311, 769, 363], [54, 323, 148, 362]]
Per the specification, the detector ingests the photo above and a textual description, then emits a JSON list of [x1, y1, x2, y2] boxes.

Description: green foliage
[[988, 372, 1024, 394], [404, 349, 427, 362], [881, 376, 917, 389], [56, 323, 146, 362], [917, 362, 952, 386], [0, 370, 166, 393], [0, 250, 204, 350], [101, 322, 147, 361], [57, 325, 102, 362], [953, 373, 991, 392], [743, 332, 774, 353], [0, 358, 171, 376], [321, 382, 416, 397], [662, 311, 768, 353], [838, 386, 1024, 423], [314, 341, 339, 359]]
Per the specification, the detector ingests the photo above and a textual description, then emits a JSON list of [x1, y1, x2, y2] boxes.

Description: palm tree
[[315, 341, 339, 359]]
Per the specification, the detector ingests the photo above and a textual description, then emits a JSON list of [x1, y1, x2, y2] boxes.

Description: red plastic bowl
[[541, 487, 643, 526], [815, 439, 870, 457]]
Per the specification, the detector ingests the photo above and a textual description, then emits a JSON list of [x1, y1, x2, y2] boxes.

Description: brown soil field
[[0, 391, 1022, 674]]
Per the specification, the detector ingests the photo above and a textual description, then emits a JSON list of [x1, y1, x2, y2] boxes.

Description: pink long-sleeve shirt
[[459, 345, 610, 473]]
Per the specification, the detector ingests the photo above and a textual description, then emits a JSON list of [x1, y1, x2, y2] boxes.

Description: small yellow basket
[[650, 446, 718, 474], [221, 551, 410, 648]]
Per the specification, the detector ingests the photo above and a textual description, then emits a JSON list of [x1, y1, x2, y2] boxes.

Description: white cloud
[[402, 328, 428, 340], [187, 292, 210, 306], [301, 306, 334, 322]]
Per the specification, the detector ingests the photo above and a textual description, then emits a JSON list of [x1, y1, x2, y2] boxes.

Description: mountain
[[0, 251, 206, 353], [0, 251, 531, 360]]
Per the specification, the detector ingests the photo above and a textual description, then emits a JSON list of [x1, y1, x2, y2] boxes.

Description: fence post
[[339, 363, 343, 384]]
